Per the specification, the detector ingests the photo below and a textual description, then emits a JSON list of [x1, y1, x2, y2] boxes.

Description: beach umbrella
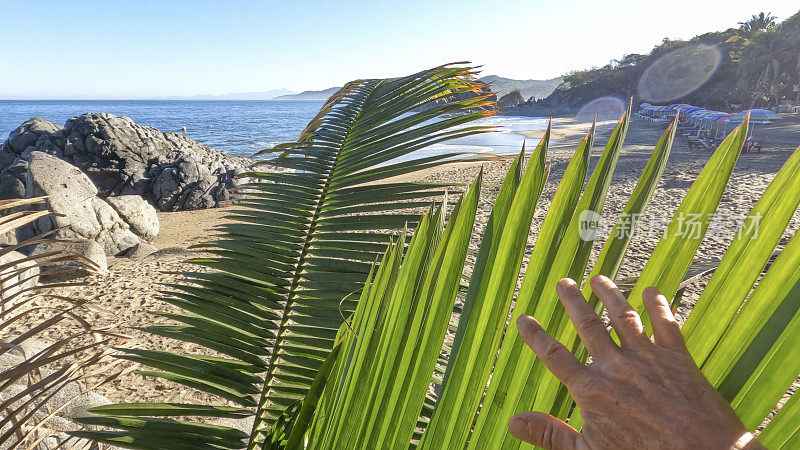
[[714, 113, 736, 123], [677, 105, 704, 114], [701, 112, 727, 122], [723, 118, 772, 125], [729, 109, 782, 122], [688, 109, 711, 118]]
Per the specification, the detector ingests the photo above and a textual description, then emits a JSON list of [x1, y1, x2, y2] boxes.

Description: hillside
[[274, 87, 340, 101], [507, 11, 800, 116], [478, 75, 563, 100]]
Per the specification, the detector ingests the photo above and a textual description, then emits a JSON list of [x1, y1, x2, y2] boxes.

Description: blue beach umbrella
[[724, 118, 772, 125], [677, 105, 704, 114], [701, 112, 727, 122], [728, 109, 782, 122]]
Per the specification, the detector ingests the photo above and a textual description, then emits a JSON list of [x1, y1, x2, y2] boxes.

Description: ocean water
[[0, 100, 548, 159]]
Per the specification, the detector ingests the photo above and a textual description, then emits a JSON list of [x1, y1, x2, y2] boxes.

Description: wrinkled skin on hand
[[508, 276, 764, 450]]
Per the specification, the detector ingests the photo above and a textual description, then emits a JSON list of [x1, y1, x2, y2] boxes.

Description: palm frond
[[84, 64, 498, 449]]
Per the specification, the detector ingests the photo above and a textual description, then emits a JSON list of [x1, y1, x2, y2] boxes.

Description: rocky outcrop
[[1, 113, 252, 211], [21, 152, 148, 255], [497, 89, 525, 109]]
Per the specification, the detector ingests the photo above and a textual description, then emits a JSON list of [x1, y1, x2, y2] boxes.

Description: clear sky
[[1, 0, 798, 99]]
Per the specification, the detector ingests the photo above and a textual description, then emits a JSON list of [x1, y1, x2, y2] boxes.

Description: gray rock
[[2, 113, 254, 211], [29, 240, 108, 276], [0, 250, 39, 312], [4, 117, 62, 154], [23, 152, 141, 255], [106, 195, 159, 241], [144, 246, 198, 259], [124, 242, 158, 259]]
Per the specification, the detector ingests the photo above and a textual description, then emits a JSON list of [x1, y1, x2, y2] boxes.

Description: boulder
[[0, 250, 40, 312], [23, 152, 141, 255], [497, 90, 525, 109], [124, 242, 159, 259], [106, 195, 159, 241], [4, 117, 63, 154], [29, 240, 108, 276], [1, 113, 253, 211]]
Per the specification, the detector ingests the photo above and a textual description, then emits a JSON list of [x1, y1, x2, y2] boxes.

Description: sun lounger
[[744, 138, 765, 153], [687, 135, 704, 151]]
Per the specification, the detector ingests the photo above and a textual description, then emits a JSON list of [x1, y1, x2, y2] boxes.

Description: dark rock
[[124, 242, 158, 259], [5, 117, 62, 154], [497, 90, 525, 109], [1, 113, 252, 211]]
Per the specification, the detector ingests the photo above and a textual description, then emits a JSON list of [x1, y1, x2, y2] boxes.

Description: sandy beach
[[23, 114, 800, 415]]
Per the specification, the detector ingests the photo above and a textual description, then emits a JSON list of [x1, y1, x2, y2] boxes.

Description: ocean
[[0, 100, 548, 159]]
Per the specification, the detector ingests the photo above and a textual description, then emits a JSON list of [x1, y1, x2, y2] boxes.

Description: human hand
[[508, 275, 763, 450]]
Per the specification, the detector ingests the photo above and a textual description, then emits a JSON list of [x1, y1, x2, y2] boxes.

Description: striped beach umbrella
[[714, 113, 737, 123], [701, 112, 728, 122], [688, 109, 711, 118]]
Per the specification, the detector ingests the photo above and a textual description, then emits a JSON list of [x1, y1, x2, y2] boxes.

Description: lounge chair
[[744, 138, 765, 153]]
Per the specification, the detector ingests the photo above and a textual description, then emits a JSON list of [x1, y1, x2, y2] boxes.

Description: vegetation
[[75, 66, 800, 449], [0, 198, 122, 448], [281, 113, 800, 449], [541, 11, 800, 111], [72, 65, 497, 449]]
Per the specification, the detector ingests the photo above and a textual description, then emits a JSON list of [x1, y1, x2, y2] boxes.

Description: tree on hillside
[[739, 12, 777, 35]]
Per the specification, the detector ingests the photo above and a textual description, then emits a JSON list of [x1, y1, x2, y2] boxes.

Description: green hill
[[509, 11, 800, 115]]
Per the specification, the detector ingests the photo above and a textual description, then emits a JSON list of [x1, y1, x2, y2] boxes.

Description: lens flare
[[638, 44, 721, 102], [577, 96, 627, 122]]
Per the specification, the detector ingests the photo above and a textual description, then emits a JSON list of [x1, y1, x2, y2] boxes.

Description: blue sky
[[1, 0, 798, 99]]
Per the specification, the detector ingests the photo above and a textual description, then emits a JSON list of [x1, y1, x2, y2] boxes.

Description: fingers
[[642, 286, 687, 352], [509, 411, 581, 449], [555, 278, 618, 358], [517, 314, 587, 388], [590, 275, 648, 348]]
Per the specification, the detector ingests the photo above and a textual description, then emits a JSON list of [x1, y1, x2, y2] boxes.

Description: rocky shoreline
[[0, 113, 256, 263]]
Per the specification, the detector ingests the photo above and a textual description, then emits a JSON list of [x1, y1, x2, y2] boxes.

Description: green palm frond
[[80, 64, 800, 450], [287, 117, 800, 449], [83, 64, 498, 449]]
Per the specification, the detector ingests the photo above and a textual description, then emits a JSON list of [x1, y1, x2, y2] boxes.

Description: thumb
[[509, 412, 580, 449]]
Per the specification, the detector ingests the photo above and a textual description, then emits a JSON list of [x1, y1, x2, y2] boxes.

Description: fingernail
[[516, 314, 531, 329], [556, 278, 576, 294]]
